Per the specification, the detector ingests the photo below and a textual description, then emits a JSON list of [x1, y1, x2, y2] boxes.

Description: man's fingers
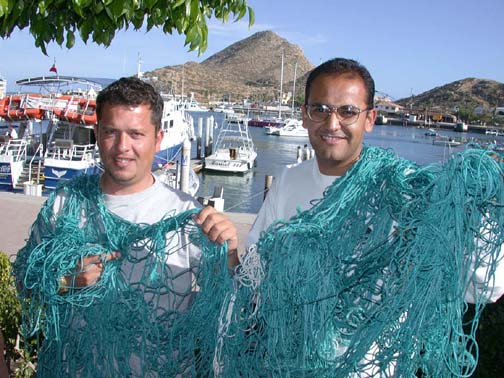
[[103, 251, 121, 262]]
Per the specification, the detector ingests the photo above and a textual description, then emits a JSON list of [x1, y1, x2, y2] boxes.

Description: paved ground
[[0, 191, 255, 259]]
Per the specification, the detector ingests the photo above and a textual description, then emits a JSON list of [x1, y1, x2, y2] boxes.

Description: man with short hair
[[248, 58, 376, 245], [14, 77, 238, 377], [220, 58, 504, 377]]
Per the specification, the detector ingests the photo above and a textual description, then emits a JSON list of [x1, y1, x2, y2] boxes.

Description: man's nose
[[326, 111, 342, 130], [116, 132, 130, 151]]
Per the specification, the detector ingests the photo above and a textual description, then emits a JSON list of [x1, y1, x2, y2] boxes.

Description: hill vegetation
[[144, 31, 314, 104], [144, 31, 504, 123], [396, 78, 504, 112]]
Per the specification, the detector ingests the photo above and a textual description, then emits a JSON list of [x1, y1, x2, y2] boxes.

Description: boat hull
[[204, 158, 253, 173], [43, 158, 100, 190]]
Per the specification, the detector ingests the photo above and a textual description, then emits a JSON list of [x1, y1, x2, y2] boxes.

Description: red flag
[[49, 63, 58, 74]]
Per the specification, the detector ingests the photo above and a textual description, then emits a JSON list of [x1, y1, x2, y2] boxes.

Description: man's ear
[[301, 104, 309, 129], [365, 109, 377, 133]]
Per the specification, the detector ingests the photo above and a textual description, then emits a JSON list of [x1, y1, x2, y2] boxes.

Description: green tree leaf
[[0, 0, 254, 55]]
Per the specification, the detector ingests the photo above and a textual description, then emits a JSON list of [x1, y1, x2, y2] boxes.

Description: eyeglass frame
[[305, 103, 373, 126]]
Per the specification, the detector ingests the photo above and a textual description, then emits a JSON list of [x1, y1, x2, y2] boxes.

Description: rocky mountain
[[396, 78, 504, 111], [144, 31, 503, 111], [143, 31, 314, 104]]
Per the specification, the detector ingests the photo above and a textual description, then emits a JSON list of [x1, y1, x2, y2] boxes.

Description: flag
[[49, 59, 58, 74]]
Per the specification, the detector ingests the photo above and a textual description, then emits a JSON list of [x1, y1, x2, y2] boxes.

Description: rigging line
[[222, 186, 269, 213]]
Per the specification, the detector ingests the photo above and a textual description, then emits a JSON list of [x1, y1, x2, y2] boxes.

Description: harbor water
[[191, 111, 501, 214]]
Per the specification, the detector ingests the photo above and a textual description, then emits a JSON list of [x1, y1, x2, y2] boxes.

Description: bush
[[0, 252, 36, 377]]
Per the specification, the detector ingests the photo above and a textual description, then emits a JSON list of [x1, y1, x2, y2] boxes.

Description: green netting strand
[[216, 145, 504, 378]]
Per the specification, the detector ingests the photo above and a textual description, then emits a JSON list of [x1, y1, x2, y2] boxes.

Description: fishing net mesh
[[215, 145, 504, 377], [14, 175, 233, 377], [13, 145, 504, 377]]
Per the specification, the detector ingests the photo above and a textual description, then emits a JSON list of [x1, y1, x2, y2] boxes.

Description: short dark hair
[[96, 77, 164, 132], [304, 58, 375, 109]]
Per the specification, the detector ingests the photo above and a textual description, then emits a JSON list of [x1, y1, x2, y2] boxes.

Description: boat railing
[[46, 140, 97, 162], [1, 139, 28, 163], [27, 143, 44, 184]]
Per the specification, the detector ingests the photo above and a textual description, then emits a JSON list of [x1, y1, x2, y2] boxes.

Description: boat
[[181, 93, 208, 112], [0, 94, 46, 121], [454, 121, 468, 132], [225, 112, 249, 125], [153, 98, 195, 169], [432, 136, 462, 147], [0, 120, 45, 191], [211, 104, 235, 114], [485, 129, 499, 136], [204, 117, 257, 173], [375, 114, 388, 125], [248, 115, 284, 128], [424, 128, 439, 137], [267, 119, 307, 137]]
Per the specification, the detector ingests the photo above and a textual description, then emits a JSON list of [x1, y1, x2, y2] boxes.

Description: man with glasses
[[247, 58, 376, 245], [230, 58, 504, 377]]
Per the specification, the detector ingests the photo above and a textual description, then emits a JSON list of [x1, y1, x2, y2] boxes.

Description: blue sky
[[0, 0, 502, 100]]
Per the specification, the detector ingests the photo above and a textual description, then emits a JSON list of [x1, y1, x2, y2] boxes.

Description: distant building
[[0, 77, 6, 98], [375, 100, 403, 114]]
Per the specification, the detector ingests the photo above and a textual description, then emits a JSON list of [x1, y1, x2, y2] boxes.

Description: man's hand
[[63, 252, 121, 289], [194, 207, 239, 268]]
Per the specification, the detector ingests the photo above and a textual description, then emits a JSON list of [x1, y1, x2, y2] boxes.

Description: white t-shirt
[[247, 158, 504, 304], [247, 158, 336, 247], [51, 176, 202, 311], [7, 127, 18, 139]]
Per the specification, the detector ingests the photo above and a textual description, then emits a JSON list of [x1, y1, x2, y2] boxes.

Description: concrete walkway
[[0, 191, 255, 259]]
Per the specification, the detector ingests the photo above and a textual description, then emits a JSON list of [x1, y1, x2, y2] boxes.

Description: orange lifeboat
[[55, 96, 81, 123], [7, 95, 24, 120], [22, 94, 45, 119], [77, 99, 97, 125], [6, 94, 45, 120], [0, 97, 9, 119], [53, 95, 75, 121]]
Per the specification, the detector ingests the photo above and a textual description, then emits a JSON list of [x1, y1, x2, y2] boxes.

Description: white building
[[0, 77, 6, 98], [375, 100, 403, 114]]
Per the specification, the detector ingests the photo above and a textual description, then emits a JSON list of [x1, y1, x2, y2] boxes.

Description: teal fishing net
[[215, 145, 504, 377], [13, 175, 233, 377]]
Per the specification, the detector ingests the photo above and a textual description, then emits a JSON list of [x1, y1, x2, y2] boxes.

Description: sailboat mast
[[136, 52, 143, 78], [279, 52, 284, 119], [291, 61, 298, 118]]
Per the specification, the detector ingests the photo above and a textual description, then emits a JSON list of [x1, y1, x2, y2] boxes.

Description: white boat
[[432, 136, 462, 147], [212, 104, 235, 114], [0, 134, 33, 191], [181, 92, 208, 112], [424, 128, 439, 137], [204, 118, 257, 173], [485, 129, 499, 136], [268, 119, 307, 137], [454, 121, 468, 132], [154, 98, 195, 168], [152, 99, 199, 195], [43, 118, 101, 190], [225, 112, 249, 125]]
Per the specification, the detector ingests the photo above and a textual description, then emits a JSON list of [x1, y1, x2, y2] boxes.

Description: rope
[[14, 175, 233, 377], [216, 144, 504, 377]]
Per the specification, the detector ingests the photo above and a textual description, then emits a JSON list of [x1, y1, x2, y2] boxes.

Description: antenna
[[137, 52, 143, 78], [279, 51, 284, 119]]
